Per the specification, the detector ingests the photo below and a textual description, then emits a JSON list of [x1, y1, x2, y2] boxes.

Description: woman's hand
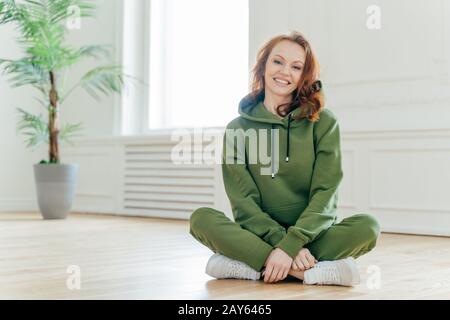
[[262, 248, 293, 283], [292, 248, 318, 271]]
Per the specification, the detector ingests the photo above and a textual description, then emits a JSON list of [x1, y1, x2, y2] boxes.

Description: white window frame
[[120, 0, 152, 135], [120, 0, 249, 135]]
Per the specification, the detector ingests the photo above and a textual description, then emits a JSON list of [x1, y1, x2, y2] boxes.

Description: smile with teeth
[[274, 78, 290, 86]]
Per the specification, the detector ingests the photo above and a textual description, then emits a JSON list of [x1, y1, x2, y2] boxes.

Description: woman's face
[[264, 40, 306, 98]]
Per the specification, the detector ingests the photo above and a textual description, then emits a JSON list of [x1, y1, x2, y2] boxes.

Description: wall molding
[[3, 127, 449, 237]]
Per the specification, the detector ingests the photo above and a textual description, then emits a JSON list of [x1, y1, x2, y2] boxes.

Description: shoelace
[[316, 263, 340, 284], [227, 260, 246, 278], [227, 260, 256, 279]]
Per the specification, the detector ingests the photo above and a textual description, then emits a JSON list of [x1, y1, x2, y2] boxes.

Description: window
[[148, 0, 249, 130]]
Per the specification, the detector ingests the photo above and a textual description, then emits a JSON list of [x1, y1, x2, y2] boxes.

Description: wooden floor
[[1, 212, 450, 299]]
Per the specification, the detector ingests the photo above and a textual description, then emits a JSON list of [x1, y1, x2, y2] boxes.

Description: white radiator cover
[[123, 142, 216, 218], [61, 129, 450, 236], [62, 131, 231, 220]]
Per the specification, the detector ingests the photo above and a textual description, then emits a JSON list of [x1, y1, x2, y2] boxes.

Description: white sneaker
[[205, 253, 261, 280], [303, 257, 360, 287]]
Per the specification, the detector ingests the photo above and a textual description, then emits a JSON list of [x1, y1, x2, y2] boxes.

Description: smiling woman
[[189, 30, 380, 287]]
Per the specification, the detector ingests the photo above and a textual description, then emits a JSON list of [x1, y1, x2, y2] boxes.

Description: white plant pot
[[33, 163, 79, 220]]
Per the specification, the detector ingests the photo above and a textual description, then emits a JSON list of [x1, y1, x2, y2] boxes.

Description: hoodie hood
[[237, 92, 306, 178], [238, 91, 304, 127]]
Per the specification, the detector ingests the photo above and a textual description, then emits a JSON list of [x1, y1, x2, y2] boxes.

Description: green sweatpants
[[189, 207, 380, 272]]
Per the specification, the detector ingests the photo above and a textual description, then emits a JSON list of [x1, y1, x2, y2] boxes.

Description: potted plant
[[0, 0, 124, 219]]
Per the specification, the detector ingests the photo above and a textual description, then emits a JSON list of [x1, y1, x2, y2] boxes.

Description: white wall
[[2, 0, 450, 236], [250, 0, 450, 132]]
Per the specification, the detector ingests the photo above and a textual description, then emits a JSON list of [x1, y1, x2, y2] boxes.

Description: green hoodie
[[221, 92, 343, 259]]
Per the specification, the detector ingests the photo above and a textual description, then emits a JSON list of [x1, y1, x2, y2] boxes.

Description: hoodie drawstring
[[286, 113, 292, 162], [271, 124, 275, 179], [271, 114, 292, 179]]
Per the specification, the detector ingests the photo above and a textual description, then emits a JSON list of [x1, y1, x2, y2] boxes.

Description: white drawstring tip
[[285, 157, 289, 162], [271, 173, 275, 178]]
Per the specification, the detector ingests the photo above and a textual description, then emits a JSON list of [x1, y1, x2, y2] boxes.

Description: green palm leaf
[[16, 107, 49, 148], [0, 57, 49, 87], [77, 44, 112, 60], [80, 65, 123, 100], [59, 122, 83, 145]]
